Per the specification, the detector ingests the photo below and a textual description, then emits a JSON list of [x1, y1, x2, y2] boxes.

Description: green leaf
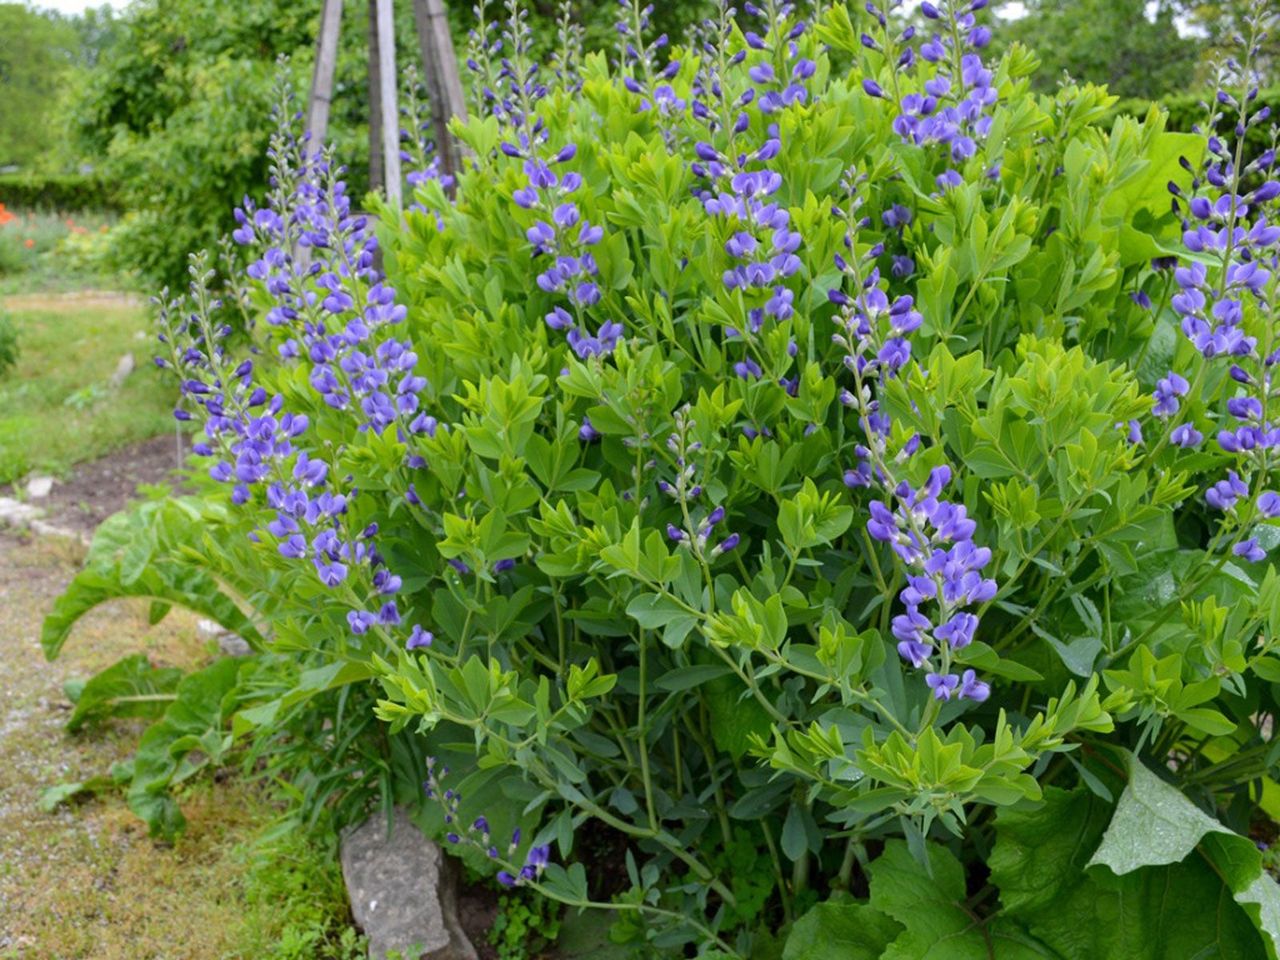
[[1032, 627, 1102, 678], [991, 776, 1273, 959], [869, 840, 1047, 959], [127, 657, 242, 839], [782, 900, 902, 960], [706, 678, 772, 761], [781, 803, 807, 862], [66, 654, 182, 732], [38, 775, 118, 813], [625, 593, 690, 629], [1088, 757, 1280, 957], [653, 664, 732, 692], [42, 562, 263, 661]]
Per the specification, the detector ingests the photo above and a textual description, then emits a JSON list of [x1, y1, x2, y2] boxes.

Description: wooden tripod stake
[[306, 0, 467, 209]]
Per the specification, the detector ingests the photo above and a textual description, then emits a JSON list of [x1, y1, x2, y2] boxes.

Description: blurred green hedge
[[0, 173, 121, 212]]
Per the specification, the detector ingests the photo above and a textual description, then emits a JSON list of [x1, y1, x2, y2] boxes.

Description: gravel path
[[0, 530, 268, 959]]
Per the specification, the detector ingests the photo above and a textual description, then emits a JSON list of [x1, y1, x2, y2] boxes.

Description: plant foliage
[[44, 0, 1280, 956]]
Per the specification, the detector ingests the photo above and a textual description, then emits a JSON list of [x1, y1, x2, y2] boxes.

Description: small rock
[[341, 807, 478, 960], [198, 618, 253, 657], [0, 496, 43, 526], [217, 634, 253, 657], [195, 619, 223, 640], [26, 476, 54, 499], [109, 353, 135, 389]]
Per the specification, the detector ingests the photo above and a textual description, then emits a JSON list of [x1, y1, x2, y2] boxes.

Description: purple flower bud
[[712, 533, 741, 556]]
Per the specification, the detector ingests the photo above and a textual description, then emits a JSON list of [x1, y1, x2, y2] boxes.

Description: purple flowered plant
[[830, 169, 992, 703], [615, 0, 684, 140], [157, 87, 438, 653], [1161, 19, 1280, 564], [423, 757, 552, 888], [863, 0, 999, 190]]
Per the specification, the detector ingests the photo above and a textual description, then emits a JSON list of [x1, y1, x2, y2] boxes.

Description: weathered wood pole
[[375, 0, 403, 207], [367, 0, 384, 192], [306, 0, 345, 152], [412, 0, 468, 188]]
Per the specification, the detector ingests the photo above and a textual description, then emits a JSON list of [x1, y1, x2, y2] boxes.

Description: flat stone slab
[[341, 807, 477, 960], [0, 497, 42, 526]]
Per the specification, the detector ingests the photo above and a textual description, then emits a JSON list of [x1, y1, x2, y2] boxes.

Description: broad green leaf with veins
[[991, 764, 1275, 960]]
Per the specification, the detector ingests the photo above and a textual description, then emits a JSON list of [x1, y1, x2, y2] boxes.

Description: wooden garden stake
[[367, 0, 384, 192], [412, 0, 468, 189], [306, 0, 345, 154], [306, 0, 467, 202], [374, 0, 402, 208]]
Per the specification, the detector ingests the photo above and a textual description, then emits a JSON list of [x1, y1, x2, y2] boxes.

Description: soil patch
[[15, 433, 186, 537]]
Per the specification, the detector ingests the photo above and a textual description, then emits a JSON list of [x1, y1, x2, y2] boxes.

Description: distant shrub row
[[0, 173, 121, 212]]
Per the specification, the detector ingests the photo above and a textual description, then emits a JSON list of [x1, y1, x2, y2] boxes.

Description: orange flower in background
[[24, 238, 34, 248], [0, 203, 13, 226]]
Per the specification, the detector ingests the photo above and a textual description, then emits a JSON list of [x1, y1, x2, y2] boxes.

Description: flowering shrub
[[44, 0, 1280, 956]]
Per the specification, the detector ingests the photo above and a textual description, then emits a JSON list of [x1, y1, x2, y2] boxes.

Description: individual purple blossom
[[347, 610, 377, 635], [1206, 470, 1249, 510], [925, 671, 959, 700], [1234, 538, 1266, 563], [958, 669, 989, 702], [1152, 372, 1189, 418], [407, 625, 434, 649], [1258, 491, 1280, 518]]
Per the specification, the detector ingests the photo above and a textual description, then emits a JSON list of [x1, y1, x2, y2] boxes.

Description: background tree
[[991, 0, 1203, 98], [0, 4, 82, 169], [1171, 0, 1280, 83]]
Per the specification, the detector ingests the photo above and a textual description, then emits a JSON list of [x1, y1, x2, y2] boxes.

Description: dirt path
[[17, 434, 187, 538], [0, 530, 274, 959], [1, 291, 145, 312]]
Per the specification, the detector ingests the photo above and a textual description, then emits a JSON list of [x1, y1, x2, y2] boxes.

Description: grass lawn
[[0, 292, 175, 484]]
